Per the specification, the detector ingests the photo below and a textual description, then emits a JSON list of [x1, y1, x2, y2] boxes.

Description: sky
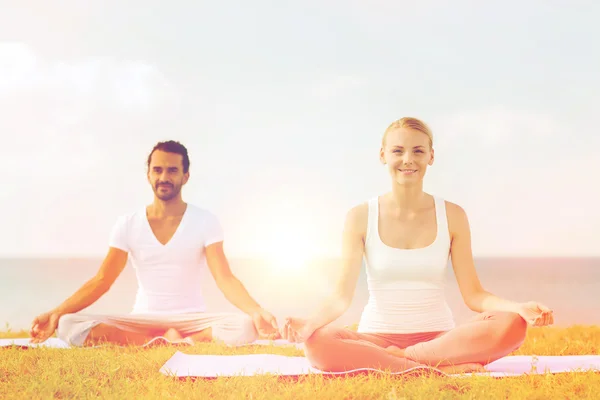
[[0, 1, 599, 259]]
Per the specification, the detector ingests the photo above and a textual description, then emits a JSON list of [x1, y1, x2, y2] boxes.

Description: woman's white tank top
[[357, 196, 456, 333]]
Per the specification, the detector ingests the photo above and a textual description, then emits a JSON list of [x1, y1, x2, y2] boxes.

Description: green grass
[[1, 325, 599, 399]]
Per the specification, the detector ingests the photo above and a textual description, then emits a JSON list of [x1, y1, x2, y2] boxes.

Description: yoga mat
[[0, 337, 192, 349], [0, 337, 302, 349], [159, 352, 600, 378], [0, 338, 71, 349], [234, 339, 303, 349]]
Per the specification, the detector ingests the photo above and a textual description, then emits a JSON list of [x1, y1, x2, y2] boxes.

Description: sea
[[1, 257, 599, 331]]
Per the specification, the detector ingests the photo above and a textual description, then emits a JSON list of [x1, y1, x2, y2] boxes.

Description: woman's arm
[[447, 202, 522, 313], [304, 203, 367, 330], [447, 201, 553, 326]]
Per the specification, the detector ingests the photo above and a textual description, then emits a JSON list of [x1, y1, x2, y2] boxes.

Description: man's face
[[147, 150, 189, 201]]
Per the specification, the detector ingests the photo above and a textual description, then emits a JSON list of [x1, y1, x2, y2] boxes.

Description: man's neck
[[147, 198, 188, 218]]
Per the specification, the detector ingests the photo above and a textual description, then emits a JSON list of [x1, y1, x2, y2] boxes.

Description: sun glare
[[253, 211, 324, 273], [236, 191, 339, 276], [263, 232, 315, 272]]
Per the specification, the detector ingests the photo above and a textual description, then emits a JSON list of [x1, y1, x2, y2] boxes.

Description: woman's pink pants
[[304, 311, 528, 372]]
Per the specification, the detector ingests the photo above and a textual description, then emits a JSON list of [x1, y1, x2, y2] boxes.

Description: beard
[[153, 181, 182, 201]]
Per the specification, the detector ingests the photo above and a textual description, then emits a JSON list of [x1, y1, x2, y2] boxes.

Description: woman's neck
[[389, 182, 427, 212]]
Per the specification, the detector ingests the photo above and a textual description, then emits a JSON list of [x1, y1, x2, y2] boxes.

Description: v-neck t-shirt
[[108, 204, 223, 314]]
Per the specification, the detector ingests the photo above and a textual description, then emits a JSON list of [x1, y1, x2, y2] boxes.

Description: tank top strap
[[434, 196, 449, 241], [365, 197, 379, 244]]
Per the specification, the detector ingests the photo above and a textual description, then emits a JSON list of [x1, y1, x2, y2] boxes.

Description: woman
[[280, 117, 554, 374]]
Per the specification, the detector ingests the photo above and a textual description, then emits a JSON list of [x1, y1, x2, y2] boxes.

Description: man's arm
[[52, 247, 129, 316], [30, 247, 128, 342], [205, 241, 263, 315]]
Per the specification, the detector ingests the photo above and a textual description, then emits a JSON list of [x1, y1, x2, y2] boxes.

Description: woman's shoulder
[[343, 200, 373, 236], [346, 201, 369, 222], [438, 198, 470, 231], [437, 198, 464, 214]]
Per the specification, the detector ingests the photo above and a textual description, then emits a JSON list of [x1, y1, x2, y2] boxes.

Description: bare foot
[[385, 345, 406, 358], [185, 327, 212, 343], [384, 345, 485, 374], [438, 363, 486, 374], [163, 328, 183, 342]]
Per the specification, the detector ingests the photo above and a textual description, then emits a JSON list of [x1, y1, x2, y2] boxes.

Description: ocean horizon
[[1, 256, 599, 332]]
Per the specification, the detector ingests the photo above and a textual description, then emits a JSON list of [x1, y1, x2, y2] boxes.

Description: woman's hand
[[279, 317, 318, 343], [517, 301, 554, 327]]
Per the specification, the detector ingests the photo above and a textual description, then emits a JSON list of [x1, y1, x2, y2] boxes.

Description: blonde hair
[[382, 117, 433, 148]]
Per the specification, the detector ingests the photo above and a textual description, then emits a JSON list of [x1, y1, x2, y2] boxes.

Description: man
[[30, 140, 279, 346]]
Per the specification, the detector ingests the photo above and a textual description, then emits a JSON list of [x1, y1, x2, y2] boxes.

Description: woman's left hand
[[517, 301, 554, 327]]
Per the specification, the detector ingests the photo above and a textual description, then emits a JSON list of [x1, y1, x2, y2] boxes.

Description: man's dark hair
[[147, 141, 190, 173]]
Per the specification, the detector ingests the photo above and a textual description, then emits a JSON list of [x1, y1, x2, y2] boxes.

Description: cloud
[[432, 107, 558, 150], [310, 73, 365, 100], [0, 42, 178, 176], [425, 108, 599, 256], [0, 42, 175, 110], [0, 43, 187, 256]]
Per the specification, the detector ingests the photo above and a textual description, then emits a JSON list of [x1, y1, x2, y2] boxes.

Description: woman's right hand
[[280, 317, 318, 343], [30, 311, 60, 344]]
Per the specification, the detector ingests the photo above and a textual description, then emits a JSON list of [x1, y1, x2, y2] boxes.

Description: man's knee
[[56, 313, 77, 341], [239, 315, 259, 343], [56, 313, 100, 346], [212, 314, 258, 345]]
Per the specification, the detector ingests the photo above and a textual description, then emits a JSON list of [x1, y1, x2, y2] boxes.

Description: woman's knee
[[494, 312, 528, 348], [304, 326, 344, 371], [305, 325, 339, 348]]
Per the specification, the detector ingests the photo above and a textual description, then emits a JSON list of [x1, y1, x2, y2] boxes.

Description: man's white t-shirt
[[108, 204, 223, 314]]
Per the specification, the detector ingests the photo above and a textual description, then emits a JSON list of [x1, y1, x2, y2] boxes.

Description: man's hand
[[28, 247, 127, 344], [251, 308, 280, 340], [30, 311, 61, 344]]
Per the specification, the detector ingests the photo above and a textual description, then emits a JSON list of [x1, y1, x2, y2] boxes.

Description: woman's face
[[380, 128, 434, 186]]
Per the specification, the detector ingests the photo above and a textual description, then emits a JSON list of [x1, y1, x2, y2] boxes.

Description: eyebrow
[[392, 145, 425, 149]]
